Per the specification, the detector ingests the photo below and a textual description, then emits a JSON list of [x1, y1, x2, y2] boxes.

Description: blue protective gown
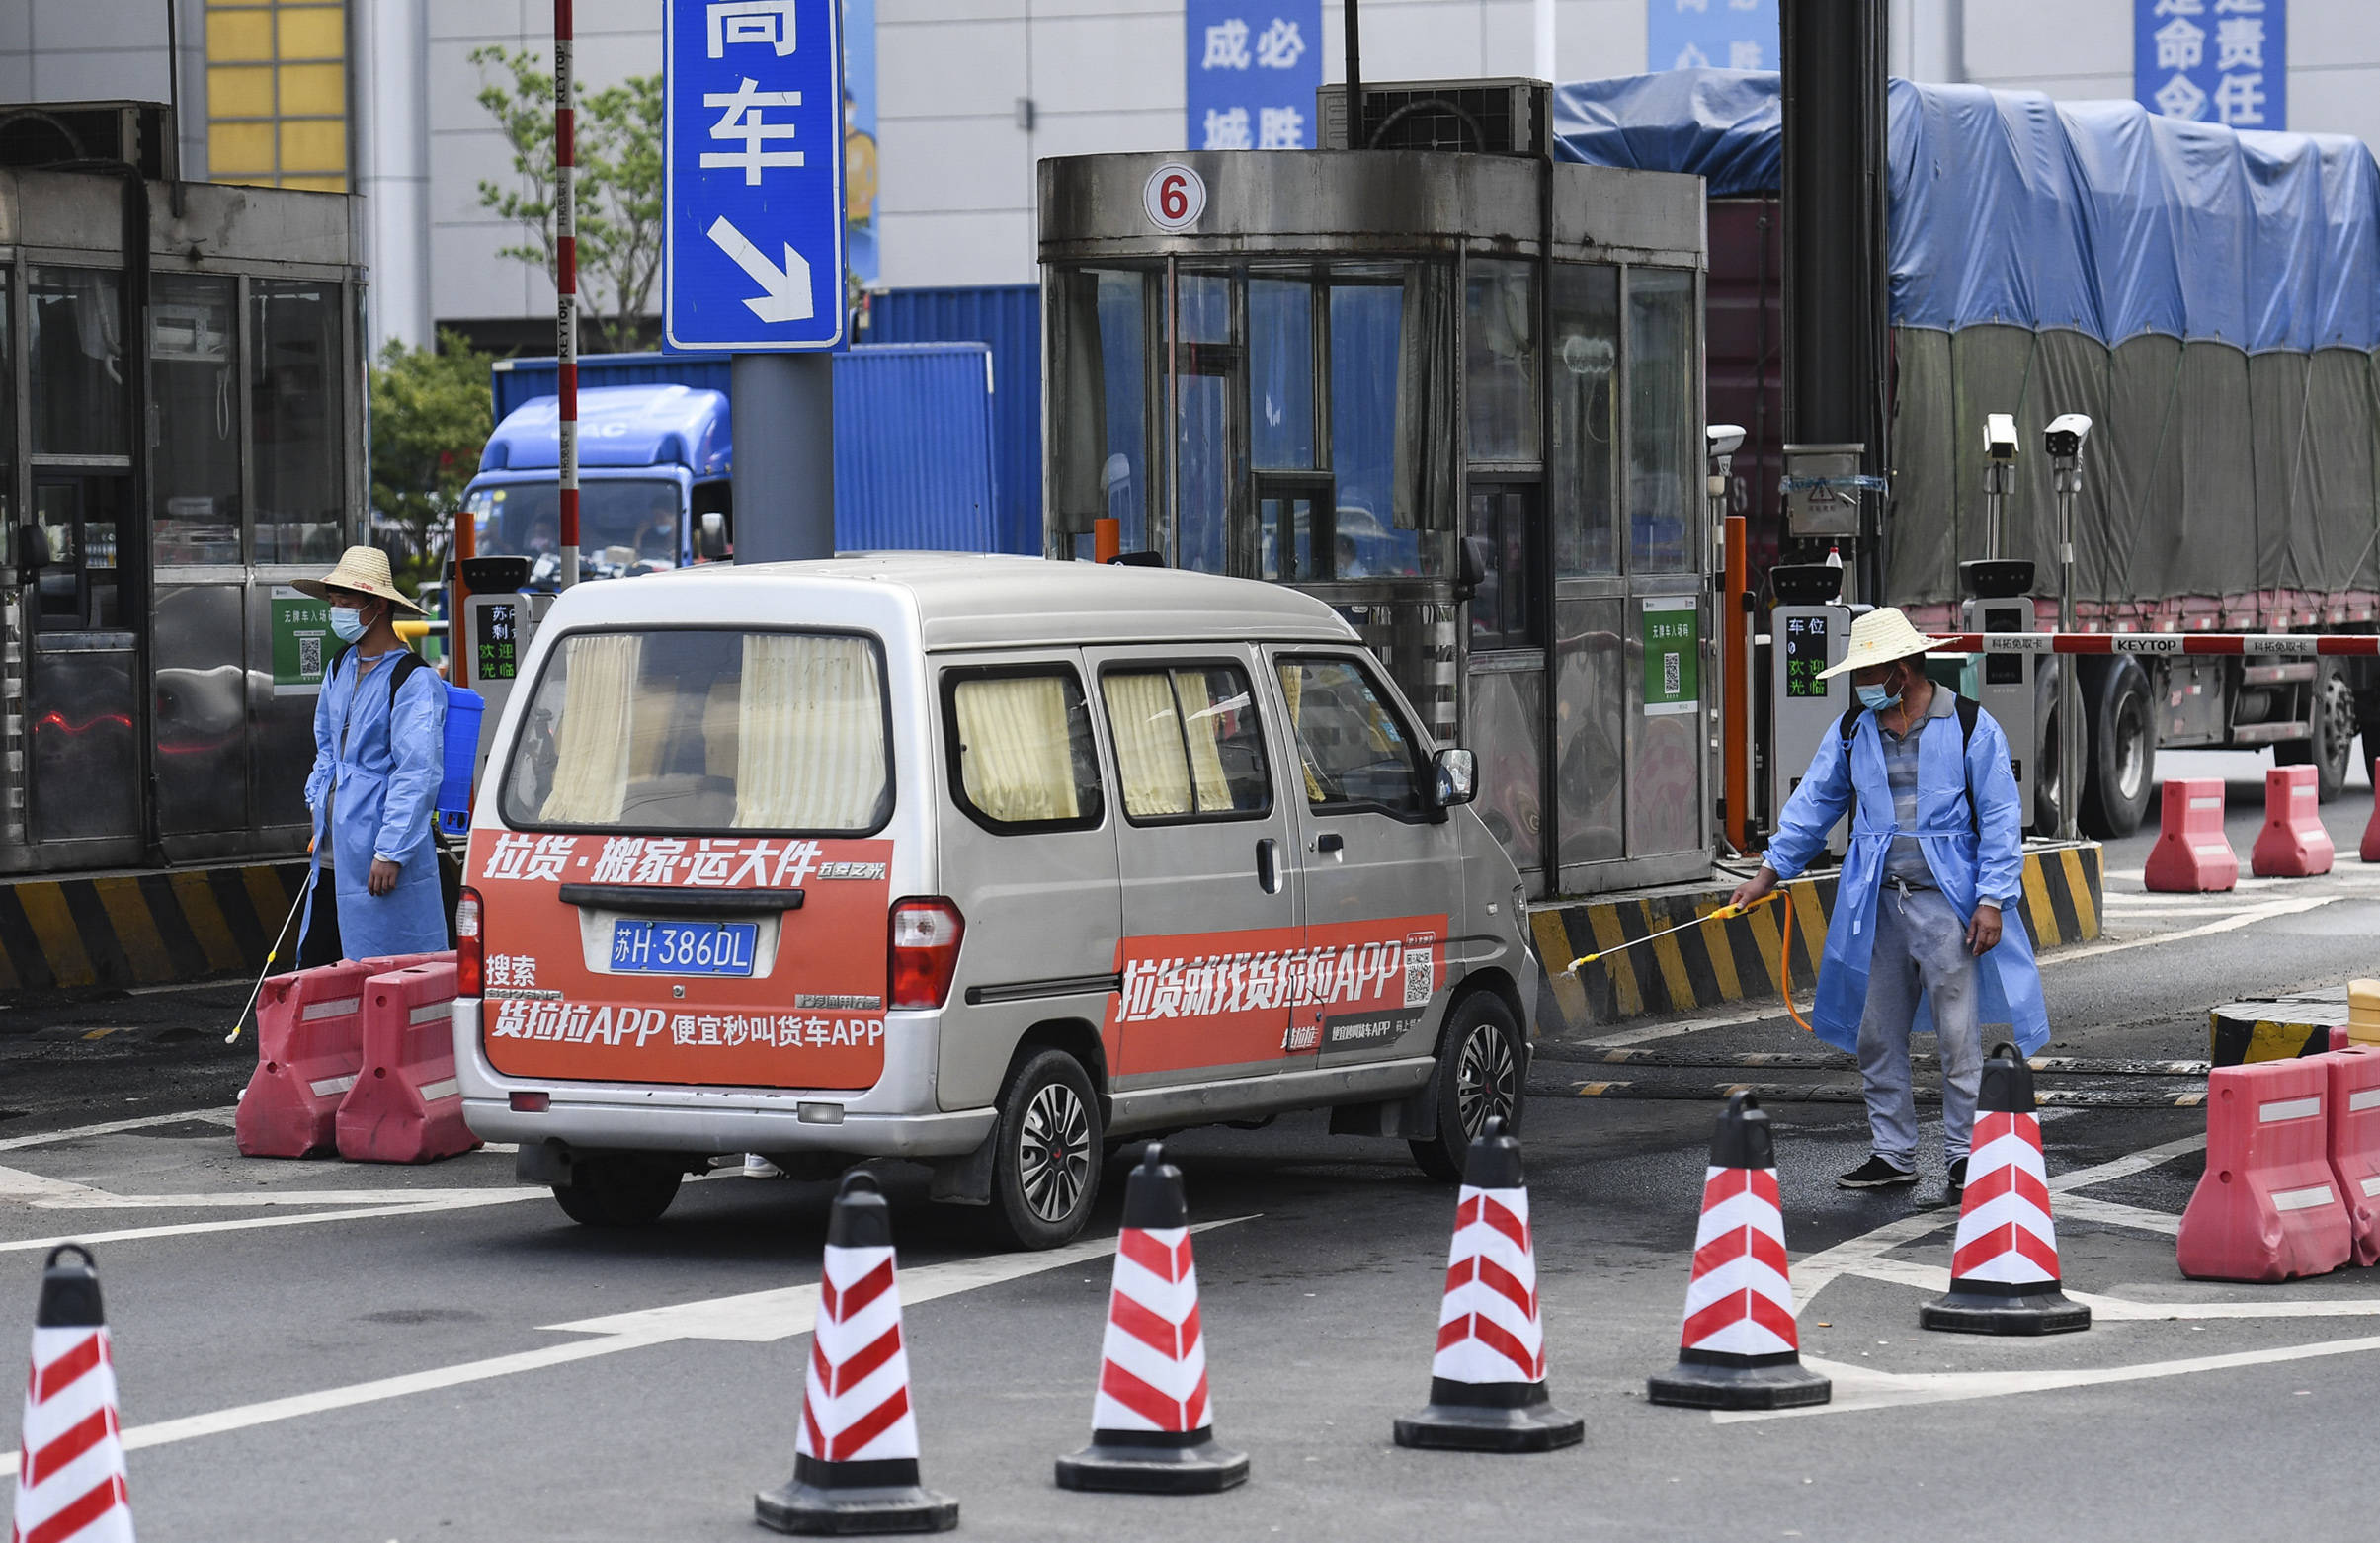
[[1761, 696, 2050, 1056], [303, 647, 449, 959]]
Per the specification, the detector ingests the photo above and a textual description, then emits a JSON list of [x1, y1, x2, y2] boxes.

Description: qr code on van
[[299, 635, 322, 677], [1663, 652, 1681, 697], [1403, 945, 1433, 1008]]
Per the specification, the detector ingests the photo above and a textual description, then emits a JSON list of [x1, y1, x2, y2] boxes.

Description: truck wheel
[[2033, 663, 2068, 836], [2080, 658, 2156, 839], [2278, 667, 2356, 802], [989, 1049, 1103, 1250], [552, 1155, 683, 1227], [1409, 992, 1525, 1183]]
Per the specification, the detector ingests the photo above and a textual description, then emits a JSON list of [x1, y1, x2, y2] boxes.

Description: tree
[[369, 332, 493, 585], [471, 47, 665, 353]]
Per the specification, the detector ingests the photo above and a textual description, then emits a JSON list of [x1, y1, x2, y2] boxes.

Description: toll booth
[[0, 124, 367, 877], [1037, 146, 1713, 899]]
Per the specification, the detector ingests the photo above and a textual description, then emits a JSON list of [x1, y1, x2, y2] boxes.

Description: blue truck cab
[[463, 384, 734, 589]]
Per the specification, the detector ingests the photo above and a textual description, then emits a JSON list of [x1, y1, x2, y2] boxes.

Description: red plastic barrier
[[2362, 793, 2380, 864], [335, 959, 478, 1164], [2144, 777, 2238, 892], [2251, 766, 2334, 878], [2324, 1048, 2380, 1269], [237, 962, 378, 1158], [2177, 1058, 2353, 1282]]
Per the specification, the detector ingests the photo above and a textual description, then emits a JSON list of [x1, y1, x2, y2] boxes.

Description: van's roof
[[553, 552, 1364, 649]]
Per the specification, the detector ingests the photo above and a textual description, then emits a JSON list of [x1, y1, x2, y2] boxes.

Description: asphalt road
[[0, 756, 2374, 1543]]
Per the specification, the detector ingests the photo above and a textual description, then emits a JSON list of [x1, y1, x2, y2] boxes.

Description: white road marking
[[29, 1187, 543, 1211], [0, 1191, 550, 1254], [0, 1108, 239, 1153], [0, 1166, 114, 1204], [0, 1218, 1253, 1472]]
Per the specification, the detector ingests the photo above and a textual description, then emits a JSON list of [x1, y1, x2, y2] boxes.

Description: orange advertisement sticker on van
[[468, 831, 896, 1090], [1105, 914, 1449, 1076]]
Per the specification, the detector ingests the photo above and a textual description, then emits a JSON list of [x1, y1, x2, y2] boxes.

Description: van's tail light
[[889, 899, 965, 1010], [455, 887, 484, 997]]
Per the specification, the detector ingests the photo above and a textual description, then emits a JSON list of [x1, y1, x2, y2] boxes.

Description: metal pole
[[730, 354, 836, 562], [1342, 0, 1362, 147], [2055, 458, 2081, 841], [554, 0, 580, 589]]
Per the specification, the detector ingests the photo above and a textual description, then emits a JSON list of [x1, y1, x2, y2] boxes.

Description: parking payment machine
[[457, 558, 552, 775], [1958, 559, 2038, 833], [1767, 564, 1852, 853]]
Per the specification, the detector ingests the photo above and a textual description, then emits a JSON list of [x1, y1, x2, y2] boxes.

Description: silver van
[[455, 554, 1539, 1246]]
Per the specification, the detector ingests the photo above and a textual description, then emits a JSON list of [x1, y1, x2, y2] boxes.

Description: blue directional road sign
[[665, 0, 848, 351]]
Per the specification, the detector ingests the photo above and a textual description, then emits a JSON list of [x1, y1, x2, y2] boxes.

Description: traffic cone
[[755, 1172, 957, 1536], [1393, 1117, 1584, 1452], [1921, 1043, 2091, 1335], [1055, 1144, 1248, 1494], [1647, 1092, 1831, 1411], [12, 1245, 134, 1543]]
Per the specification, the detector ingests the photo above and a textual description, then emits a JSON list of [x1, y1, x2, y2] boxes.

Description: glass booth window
[[1551, 264, 1620, 575], [1175, 273, 1237, 575], [29, 268, 130, 457], [151, 275, 243, 565], [1250, 279, 1316, 470], [0, 266, 12, 527], [1464, 259, 1538, 464], [252, 279, 345, 564], [1329, 266, 1452, 578], [1627, 268, 1699, 574], [1049, 270, 1153, 560]]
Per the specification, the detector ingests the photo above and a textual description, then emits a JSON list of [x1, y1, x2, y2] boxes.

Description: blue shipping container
[[865, 285, 1041, 557], [487, 344, 999, 552]]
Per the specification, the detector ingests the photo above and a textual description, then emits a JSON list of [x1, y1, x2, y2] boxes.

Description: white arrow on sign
[[705, 215, 814, 324]]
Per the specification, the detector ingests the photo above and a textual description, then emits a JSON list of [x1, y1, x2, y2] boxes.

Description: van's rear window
[[500, 629, 892, 834]]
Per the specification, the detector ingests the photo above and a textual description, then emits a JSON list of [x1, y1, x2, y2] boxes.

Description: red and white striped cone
[[1394, 1117, 1584, 1452], [12, 1244, 133, 1543], [755, 1173, 957, 1536], [1055, 1144, 1248, 1495], [1647, 1092, 1831, 1411], [1922, 1043, 2091, 1335]]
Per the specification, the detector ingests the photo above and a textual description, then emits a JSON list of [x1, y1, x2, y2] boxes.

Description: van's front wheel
[[990, 1050, 1103, 1249], [1410, 993, 1525, 1182], [551, 1155, 683, 1227]]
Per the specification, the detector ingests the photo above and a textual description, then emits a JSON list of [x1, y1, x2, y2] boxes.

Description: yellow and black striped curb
[[2209, 987, 2361, 1067], [0, 862, 309, 995], [1528, 841, 2103, 1032]]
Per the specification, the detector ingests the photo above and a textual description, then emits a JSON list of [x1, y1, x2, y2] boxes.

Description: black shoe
[[1837, 1156, 1919, 1189], [1946, 1157, 1968, 1196]]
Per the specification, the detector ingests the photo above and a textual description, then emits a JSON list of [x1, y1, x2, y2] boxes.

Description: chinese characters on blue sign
[[2135, 0, 2286, 130], [1647, 0, 1779, 73], [1186, 0, 1320, 150], [665, 0, 848, 351]]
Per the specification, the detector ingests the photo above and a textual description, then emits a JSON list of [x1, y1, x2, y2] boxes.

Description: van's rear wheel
[[990, 1049, 1102, 1250], [1410, 993, 1525, 1182], [552, 1155, 683, 1227]]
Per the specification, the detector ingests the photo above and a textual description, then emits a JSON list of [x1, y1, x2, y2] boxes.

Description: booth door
[[24, 475, 142, 849]]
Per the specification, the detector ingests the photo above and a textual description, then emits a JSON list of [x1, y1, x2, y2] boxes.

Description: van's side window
[[1100, 665, 1272, 822], [944, 667, 1106, 834], [1276, 656, 1427, 817]]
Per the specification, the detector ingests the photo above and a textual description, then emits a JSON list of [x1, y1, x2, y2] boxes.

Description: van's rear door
[[468, 626, 899, 1090]]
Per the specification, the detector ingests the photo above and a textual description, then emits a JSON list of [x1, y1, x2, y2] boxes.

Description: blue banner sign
[[2136, 0, 2286, 130], [1647, 0, 1780, 74], [665, 0, 849, 351], [1186, 0, 1321, 150]]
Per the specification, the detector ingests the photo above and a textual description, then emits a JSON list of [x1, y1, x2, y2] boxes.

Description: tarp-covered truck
[[1561, 69, 2380, 835]]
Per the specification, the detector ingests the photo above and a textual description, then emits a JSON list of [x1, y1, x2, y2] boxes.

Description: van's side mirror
[[1432, 747, 1478, 809], [1453, 533, 1492, 602], [698, 510, 729, 561]]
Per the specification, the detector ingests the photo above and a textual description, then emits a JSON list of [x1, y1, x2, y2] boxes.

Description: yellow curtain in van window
[[1105, 672, 1193, 817], [1175, 672, 1236, 810], [954, 676, 1081, 823], [1275, 662, 1328, 804], [539, 634, 642, 824], [734, 635, 887, 830]]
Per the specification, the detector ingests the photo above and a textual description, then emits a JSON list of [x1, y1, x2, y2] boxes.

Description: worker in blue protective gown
[[295, 546, 449, 964], [1728, 608, 2048, 1197]]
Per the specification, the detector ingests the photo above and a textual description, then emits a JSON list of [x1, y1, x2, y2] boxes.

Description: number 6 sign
[[1143, 163, 1207, 232]]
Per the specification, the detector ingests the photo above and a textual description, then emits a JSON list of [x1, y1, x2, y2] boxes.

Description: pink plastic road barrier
[[335, 958, 477, 1164], [2144, 777, 2238, 892], [2362, 791, 2380, 863], [2323, 1048, 2380, 1269], [2177, 1058, 2353, 1282], [2251, 766, 2334, 878], [237, 961, 376, 1157]]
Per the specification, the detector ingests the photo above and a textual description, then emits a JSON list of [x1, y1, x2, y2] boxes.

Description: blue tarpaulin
[[1552, 70, 2380, 354]]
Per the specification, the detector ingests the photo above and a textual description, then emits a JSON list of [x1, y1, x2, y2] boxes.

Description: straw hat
[[1816, 606, 1951, 680], [293, 545, 425, 615]]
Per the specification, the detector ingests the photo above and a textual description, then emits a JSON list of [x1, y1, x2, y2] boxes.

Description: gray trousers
[[1857, 883, 1984, 1167]]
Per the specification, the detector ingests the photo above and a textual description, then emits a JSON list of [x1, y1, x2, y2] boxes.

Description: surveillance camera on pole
[[1706, 424, 1746, 556], [2045, 413, 2093, 844], [1982, 413, 2018, 559]]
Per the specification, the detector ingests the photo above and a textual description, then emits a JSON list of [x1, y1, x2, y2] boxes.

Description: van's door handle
[[1256, 838, 1279, 894], [1315, 832, 1345, 854]]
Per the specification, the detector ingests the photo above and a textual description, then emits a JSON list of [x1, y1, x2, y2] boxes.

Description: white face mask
[[329, 607, 369, 643]]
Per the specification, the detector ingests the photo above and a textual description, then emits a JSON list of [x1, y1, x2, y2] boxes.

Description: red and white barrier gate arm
[[1932, 633, 2380, 658]]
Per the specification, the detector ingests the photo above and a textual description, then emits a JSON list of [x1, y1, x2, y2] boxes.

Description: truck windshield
[[466, 479, 684, 580], [501, 629, 892, 835]]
